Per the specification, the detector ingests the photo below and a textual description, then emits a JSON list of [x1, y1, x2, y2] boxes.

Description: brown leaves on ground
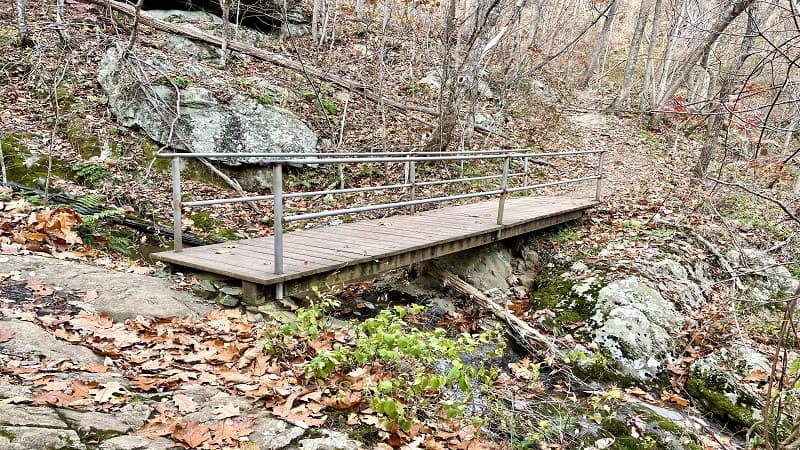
[[1, 198, 88, 257]]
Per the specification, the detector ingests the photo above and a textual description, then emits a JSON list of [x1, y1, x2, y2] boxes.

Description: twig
[[653, 217, 744, 291], [707, 177, 800, 225], [83, 0, 509, 140]]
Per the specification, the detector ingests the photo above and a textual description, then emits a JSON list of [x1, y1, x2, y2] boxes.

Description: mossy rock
[[189, 211, 238, 241], [685, 363, 760, 429], [1, 133, 73, 186], [577, 406, 701, 450], [66, 119, 102, 159], [564, 347, 642, 387], [528, 270, 600, 329]]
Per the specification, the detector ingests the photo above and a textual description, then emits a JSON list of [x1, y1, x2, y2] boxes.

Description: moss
[[1, 133, 73, 187], [0, 428, 14, 441], [528, 272, 598, 326], [685, 367, 759, 428], [141, 137, 230, 189], [189, 212, 238, 241], [567, 348, 641, 387], [66, 119, 101, 159]]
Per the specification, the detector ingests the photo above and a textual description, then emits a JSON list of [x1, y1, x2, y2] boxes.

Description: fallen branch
[[85, 0, 509, 140], [423, 262, 562, 358]]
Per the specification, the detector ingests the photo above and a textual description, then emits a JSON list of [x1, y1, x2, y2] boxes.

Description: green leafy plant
[[71, 163, 110, 185]]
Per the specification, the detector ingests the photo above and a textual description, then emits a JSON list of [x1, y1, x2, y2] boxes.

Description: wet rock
[[192, 279, 218, 299], [248, 413, 305, 449], [685, 354, 761, 428], [0, 426, 84, 450], [59, 408, 133, 435], [98, 435, 176, 450], [0, 320, 103, 364], [290, 429, 362, 450], [589, 277, 689, 381], [217, 294, 241, 307]]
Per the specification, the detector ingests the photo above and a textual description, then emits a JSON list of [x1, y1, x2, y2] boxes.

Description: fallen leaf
[[172, 421, 210, 448], [173, 393, 198, 413], [26, 279, 53, 296], [213, 403, 241, 420], [660, 391, 690, 407], [92, 381, 126, 403]]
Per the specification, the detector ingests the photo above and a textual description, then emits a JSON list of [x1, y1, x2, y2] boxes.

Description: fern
[[73, 194, 107, 215], [80, 208, 123, 226]]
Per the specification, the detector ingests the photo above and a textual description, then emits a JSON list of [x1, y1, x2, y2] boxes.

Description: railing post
[[172, 157, 183, 252], [409, 159, 416, 214], [595, 150, 605, 201], [497, 155, 510, 225], [273, 162, 284, 300]]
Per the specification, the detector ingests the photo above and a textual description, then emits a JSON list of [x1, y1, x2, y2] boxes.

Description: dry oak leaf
[[173, 393, 199, 414], [210, 416, 255, 444], [92, 381, 126, 403], [33, 390, 77, 407], [171, 421, 211, 448]]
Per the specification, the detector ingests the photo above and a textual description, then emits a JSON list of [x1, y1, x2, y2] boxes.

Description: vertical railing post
[[172, 157, 183, 252], [409, 159, 416, 214], [523, 156, 529, 189], [595, 150, 605, 201], [273, 162, 284, 300], [497, 155, 510, 225]]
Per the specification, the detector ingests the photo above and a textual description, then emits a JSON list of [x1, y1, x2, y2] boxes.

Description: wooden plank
[[154, 197, 597, 288]]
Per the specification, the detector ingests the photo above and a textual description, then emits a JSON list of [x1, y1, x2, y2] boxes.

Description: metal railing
[[161, 148, 605, 299]]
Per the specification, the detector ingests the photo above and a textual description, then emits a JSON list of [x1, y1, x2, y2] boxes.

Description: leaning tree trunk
[[659, 0, 756, 114], [610, 0, 652, 111], [694, 2, 760, 177], [579, 0, 619, 87]]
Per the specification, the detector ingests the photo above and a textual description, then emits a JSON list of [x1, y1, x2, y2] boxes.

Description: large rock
[[726, 249, 799, 306], [0, 426, 85, 450], [649, 259, 706, 309], [290, 430, 362, 450], [97, 46, 317, 189], [98, 435, 176, 450], [2, 254, 209, 321], [434, 243, 513, 292], [0, 320, 103, 364], [249, 413, 305, 449], [685, 353, 762, 428], [589, 277, 689, 381]]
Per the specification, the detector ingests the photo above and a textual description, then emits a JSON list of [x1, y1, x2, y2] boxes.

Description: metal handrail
[[165, 148, 606, 300]]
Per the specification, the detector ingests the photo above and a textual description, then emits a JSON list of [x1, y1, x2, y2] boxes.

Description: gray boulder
[[649, 258, 706, 309], [589, 277, 689, 381], [726, 249, 799, 306], [685, 353, 762, 428], [97, 45, 317, 187]]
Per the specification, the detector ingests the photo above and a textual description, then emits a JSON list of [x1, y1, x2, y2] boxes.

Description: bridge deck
[[153, 196, 596, 296]]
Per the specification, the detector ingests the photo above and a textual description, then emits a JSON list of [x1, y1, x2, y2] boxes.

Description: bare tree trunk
[[654, 0, 686, 108], [311, 0, 321, 41], [125, 0, 146, 54], [693, 2, 759, 177], [610, 0, 652, 111], [55, 0, 69, 42], [660, 0, 756, 113], [579, 0, 619, 87], [220, 0, 230, 67], [640, 0, 663, 111], [15, 0, 30, 44]]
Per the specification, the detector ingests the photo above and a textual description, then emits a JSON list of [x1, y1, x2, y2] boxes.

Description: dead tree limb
[[84, 0, 508, 140], [423, 262, 562, 358]]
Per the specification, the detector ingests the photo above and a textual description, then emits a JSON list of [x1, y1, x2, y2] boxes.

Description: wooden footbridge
[[153, 149, 604, 303]]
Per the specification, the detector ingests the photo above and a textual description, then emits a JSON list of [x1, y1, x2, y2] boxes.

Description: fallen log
[[423, 262, 562, 358], [85, 0, 509, 139]]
